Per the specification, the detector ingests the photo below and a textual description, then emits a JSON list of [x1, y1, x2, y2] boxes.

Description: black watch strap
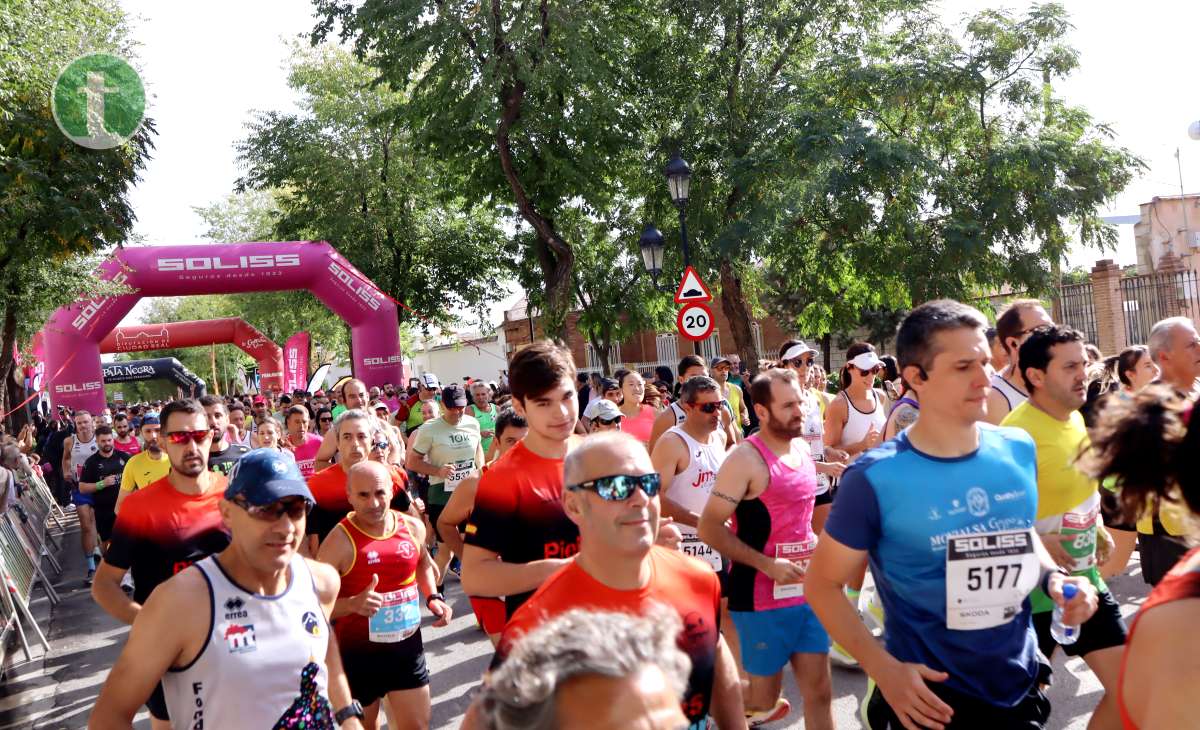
[[426, 592, 445, 608], [334, 700, 364, 724]]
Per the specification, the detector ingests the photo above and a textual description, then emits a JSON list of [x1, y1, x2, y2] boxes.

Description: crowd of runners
[[5, 297, 1199, 729]]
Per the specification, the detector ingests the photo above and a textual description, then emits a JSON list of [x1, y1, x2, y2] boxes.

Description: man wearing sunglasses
[[700, 368, 839, 729], [316, 379, 402, 473], [985, 299, 1053, 425], [92, 449, 363, 730], [649, 355, 740, 453], [492, 432, 745, 730], [93, 399, 232, 729]]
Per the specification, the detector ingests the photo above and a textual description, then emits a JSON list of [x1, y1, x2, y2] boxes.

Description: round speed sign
[[676, 303, 715, 341]]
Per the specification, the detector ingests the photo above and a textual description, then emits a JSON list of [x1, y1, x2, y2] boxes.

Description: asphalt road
[[0, 525, 1151, 729]]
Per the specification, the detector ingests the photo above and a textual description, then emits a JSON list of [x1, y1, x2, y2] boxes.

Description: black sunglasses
[[597, 415, 623, 426], [232, 496, 312, 522], [788, 357, 815, 367], [319, 416, 333, 422], [695, 400, 728, 414], [567, 473, 661, 501], [371, 440, 389, 451], [856, 367, 880, 377]]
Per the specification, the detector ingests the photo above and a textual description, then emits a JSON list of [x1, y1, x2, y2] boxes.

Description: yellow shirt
[[119, 450, 171, 494], [1002, 401, 1106, 610]]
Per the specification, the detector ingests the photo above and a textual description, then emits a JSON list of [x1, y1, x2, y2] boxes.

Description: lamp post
[[638, 224, 666, 290], [664, 153, 693, 267]]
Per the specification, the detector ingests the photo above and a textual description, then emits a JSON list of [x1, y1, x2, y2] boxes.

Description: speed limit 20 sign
[[676, 303, 715, 341]]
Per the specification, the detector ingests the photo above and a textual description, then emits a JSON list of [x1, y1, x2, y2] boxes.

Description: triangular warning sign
[[674, 266, 713, 304]]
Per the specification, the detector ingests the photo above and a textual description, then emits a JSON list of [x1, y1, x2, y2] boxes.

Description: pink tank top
[[728, 433, 818, 612]]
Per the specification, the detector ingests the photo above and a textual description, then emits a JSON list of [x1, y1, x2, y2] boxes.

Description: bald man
[[317, 460, 449, 730], [314, 380, 402, 472], [491, 433, 745, 729]]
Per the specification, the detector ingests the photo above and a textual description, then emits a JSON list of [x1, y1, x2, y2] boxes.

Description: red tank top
[[1118, 547, 1200, 729], [332, 511, 422, 650]]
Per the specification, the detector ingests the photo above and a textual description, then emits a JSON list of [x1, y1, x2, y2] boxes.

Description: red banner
[[283, 332, 310, 393]]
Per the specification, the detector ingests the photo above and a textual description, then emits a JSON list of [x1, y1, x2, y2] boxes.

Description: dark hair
[[677, 355, 705, 378], [576, 373, 589, 386], [895, 299, 988, 375], [228, 403, 244, 414], [749, 368, 799, 410], [614, 368, 639, 390], [198, 394, 226, 413], [681, 375, 719, 404], [316, 407, 333, 421], [94, 424, 114, 437], [838, 342, 876, 390], [985, 326, 998, 346], [880, 354, 900, 383], [113, 412, 128, 422], [1017, 325, 1084, 394], [1116, 345, 1150, 388], [160, 399, 205, 432], [494, 408, 528, 439], [1083, 384, 1200, 521], [654, 366, 674, 387], [509, 341, 576, 402], [285, 405, 309, 423], [995, 299, 1043, 356]]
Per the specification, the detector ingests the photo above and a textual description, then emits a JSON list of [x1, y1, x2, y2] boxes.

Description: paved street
[[0, 524, 1151, 729]]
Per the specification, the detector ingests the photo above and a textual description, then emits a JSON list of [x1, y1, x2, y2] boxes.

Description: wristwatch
[[1039, 566, 1069, 595], [334, 700, 364, 725], [426, 592, 445, 608]]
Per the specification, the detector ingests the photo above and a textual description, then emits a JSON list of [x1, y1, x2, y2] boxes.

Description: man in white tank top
[[61, 409, 101, 584], [651, 376, 729, 571], [91, 449, 366, 730], [985, 299, 1052, 424]]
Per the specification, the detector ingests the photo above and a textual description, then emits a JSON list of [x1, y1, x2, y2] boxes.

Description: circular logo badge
[[51, 53, 145, 150]]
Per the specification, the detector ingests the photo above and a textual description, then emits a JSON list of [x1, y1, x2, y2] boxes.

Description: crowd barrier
[[0, 463, 65, 670]]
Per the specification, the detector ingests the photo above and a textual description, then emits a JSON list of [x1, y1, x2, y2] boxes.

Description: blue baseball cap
[[225, 450, 314, 506], [140, 414, 160, 426]]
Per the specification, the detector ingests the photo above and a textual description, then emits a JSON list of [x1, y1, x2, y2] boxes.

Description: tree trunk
[[0, 300, 18, 430], [717, 259, 761, 378]]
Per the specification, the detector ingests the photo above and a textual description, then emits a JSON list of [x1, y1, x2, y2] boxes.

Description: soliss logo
[[155, 254, 301, 271], [71, 270, 129, 330], [328, 261, 381, 311], [363, 355, 402, 366], [55, 381, 102, 393]]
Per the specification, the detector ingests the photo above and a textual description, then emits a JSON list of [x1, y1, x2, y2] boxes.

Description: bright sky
[[118, 0, 1200, 326]]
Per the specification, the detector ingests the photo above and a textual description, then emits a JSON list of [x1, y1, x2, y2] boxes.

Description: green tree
[[752, 4, 1141, 344], [311, 0, 661, 339], [0, 0, 154, 420], [235, 44, 512, 335]]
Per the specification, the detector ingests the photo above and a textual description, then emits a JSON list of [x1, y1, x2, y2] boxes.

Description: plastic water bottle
[[1050, 583, 1080, 645]]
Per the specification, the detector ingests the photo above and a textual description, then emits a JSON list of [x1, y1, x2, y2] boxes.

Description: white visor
[[781, 342, 819, 362], [849, 351, 882, 371]]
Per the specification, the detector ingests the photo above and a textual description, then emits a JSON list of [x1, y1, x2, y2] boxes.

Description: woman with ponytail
[[1083, 386, 1200, 729]]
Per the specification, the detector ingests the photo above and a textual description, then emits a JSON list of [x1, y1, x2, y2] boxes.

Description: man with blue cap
[[92, 448, 366, 730]]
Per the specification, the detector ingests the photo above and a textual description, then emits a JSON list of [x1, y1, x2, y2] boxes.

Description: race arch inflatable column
[[44, 241, 403, 413], [102, 357, 207, 397], [99, 318, 285, 393]]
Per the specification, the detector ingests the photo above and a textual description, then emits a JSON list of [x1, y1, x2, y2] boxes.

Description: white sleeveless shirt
[[836, 389, 887, 460], [70, 434, 97, 481], [989, 373, 1028, 411], [663, 425, 726, 571], [163, 554, 335, 730]]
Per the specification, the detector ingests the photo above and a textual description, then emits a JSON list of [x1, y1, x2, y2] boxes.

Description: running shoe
[[746, 697, 790, 727], [830, 641, 860, 668], [120, 572, 135, 594], [85, 567, 95, 586]]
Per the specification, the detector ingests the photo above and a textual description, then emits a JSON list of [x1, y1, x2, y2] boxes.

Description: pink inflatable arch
[[99, 318, 285, 393], [44, 241, 403, 412]]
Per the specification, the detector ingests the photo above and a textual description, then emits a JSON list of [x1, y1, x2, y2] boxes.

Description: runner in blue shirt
[[807, 299, 1100, 730]]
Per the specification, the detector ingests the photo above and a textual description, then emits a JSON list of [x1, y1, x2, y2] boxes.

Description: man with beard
[[92, 400, 232, 729], [116, 415, 170, 513], [699, 368, 833, 728], [111, 413, 141, 456], [200, 395, 251, 476], [78, 426, 132, 564]]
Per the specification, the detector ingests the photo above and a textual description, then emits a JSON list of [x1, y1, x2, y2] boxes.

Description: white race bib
[[678, 526, 722, 571], [773, 538, 818, 600], [945, 529, 1039, 630], [442, 459, 475, 492]]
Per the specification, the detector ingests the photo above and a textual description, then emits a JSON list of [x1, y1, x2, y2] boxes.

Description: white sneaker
[[120, 573, 134, 593]]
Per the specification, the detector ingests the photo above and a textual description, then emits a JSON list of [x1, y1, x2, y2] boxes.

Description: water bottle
[[1050, 583, 1080, 645]]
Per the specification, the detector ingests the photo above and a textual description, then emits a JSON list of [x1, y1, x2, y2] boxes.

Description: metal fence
[[1054, 282, 1098, 346], [0, 465, 64, 670], [1120, 270, 1200, 346]]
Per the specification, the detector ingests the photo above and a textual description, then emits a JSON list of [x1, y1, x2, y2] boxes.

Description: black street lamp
[[638, 224, 666, 290], [664, 153, 693, 267]]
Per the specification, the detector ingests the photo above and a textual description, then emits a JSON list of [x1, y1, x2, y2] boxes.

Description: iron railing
[[1054, 282, 1098, 346], [1120, 270, 1200, 346]]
